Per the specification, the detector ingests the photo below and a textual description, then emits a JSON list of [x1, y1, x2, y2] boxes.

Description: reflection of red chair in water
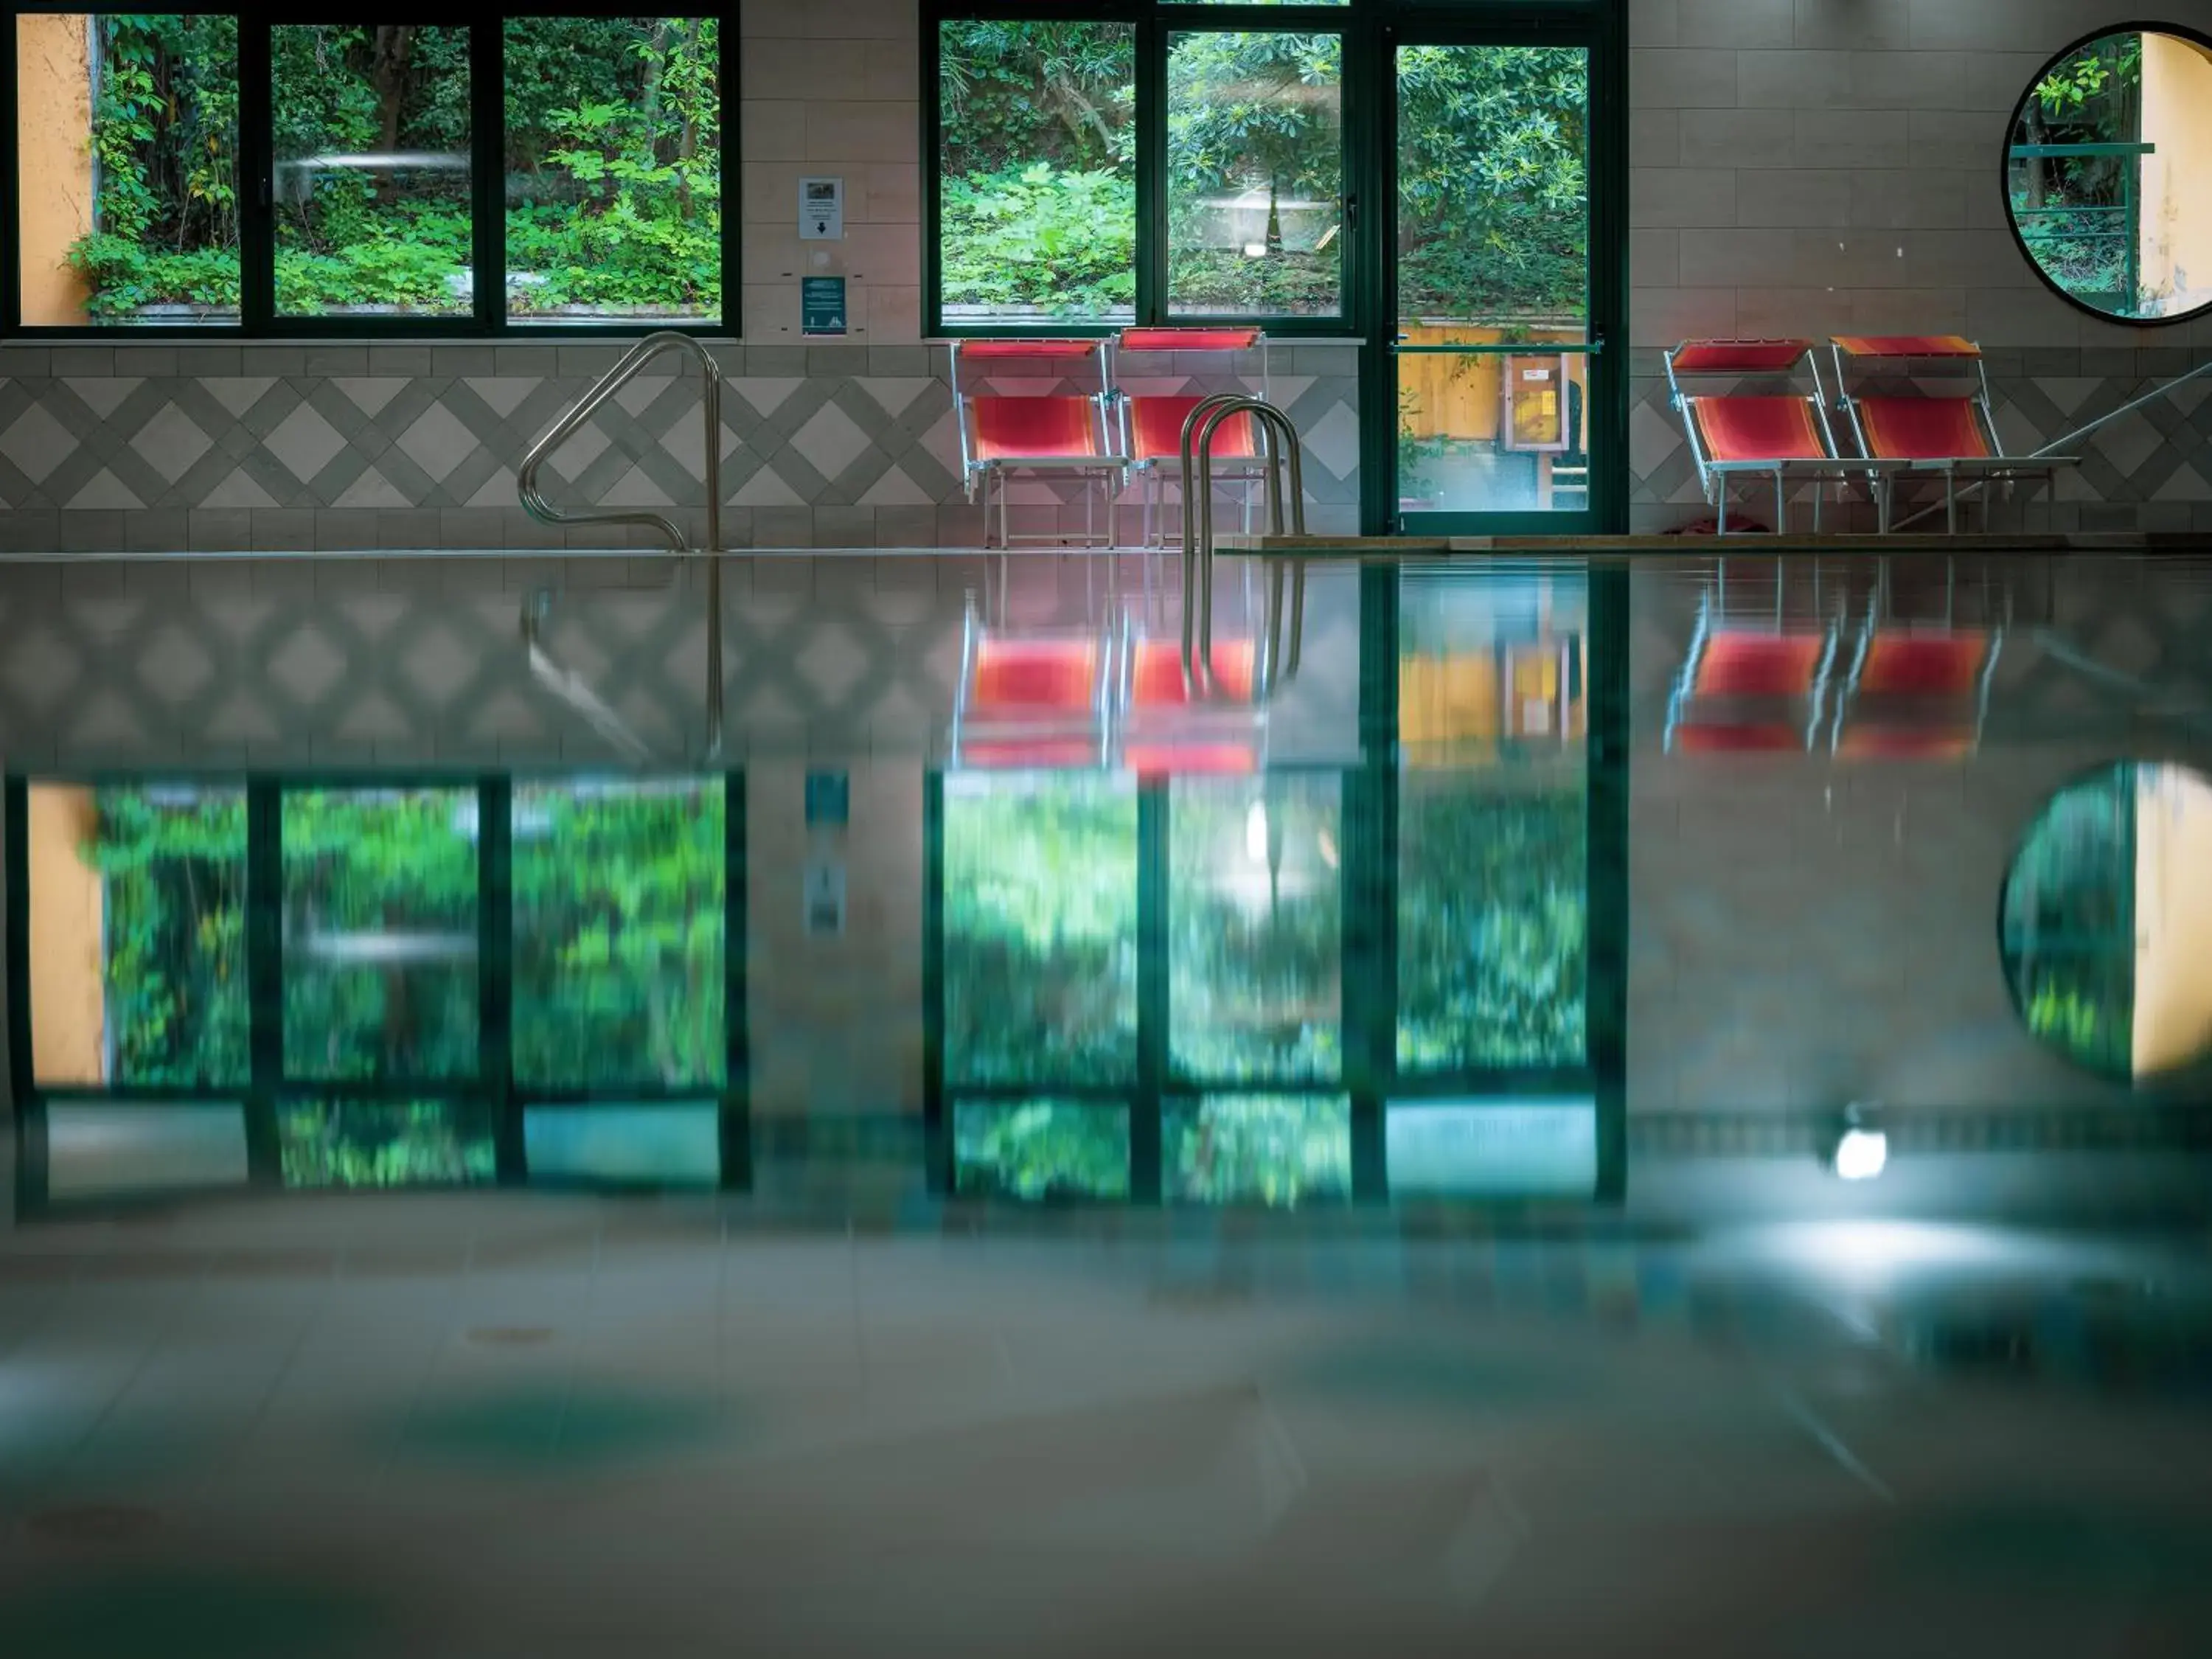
[[1828, 606, 2002, 760], [1664, 566, 1840, 755], [1116, 621, 1262, 776], [950, 602, 1112, 770]]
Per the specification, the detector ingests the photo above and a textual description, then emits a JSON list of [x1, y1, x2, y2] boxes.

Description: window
[[2005, 27, 2212, 324], [13, 13, 241, 326], [7, 13, 734, 333], [27, 782, 248, 1088], [1166, 31, 1343, 319], [935, 18, 1135, 327], [502, 15, 722, 325], [270, 24, 473, 320], [941, 771, 1138, 1085], [511, 777, 726, 1088], [282, 787, 480, 1080], [928, 10, 1347, 333]]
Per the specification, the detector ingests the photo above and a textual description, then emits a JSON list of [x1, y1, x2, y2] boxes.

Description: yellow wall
[[2138, 32, 2212, 319], [28, 785, 107, 1084], [1398, 326, 1589, 449], [2133, 765, 2212, 1078], [15, 13, 94, 326]]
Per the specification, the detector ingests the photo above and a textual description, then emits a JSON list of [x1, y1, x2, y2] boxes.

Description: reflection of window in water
[[2001, 761, 2212, 1080]]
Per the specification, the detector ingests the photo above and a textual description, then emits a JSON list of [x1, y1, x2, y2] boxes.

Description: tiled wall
[[1627, 0, 2212, 532], [0, 341, 1363, 553]]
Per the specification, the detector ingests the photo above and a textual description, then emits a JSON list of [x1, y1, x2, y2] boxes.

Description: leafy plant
[[279, 1100, 496, 1189], [84, 787, 250, 1088], [511, 781, 726, 1088], [953, 1099, 1130, 1200], [942, 775, 1139, 1085], [1164, 1094, 1349, 1208], [1397, 780, 1587, 1071]]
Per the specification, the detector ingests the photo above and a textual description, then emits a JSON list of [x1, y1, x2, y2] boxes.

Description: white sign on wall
[[799, 177, 844, 240]]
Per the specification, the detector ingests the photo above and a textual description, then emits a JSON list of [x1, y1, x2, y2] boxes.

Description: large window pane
[[29, 783, 248, 1088], [953, 1099, 1130, 1201], [1165, 1094, 1349, 1208], [279, 1099, 495, 1189], [942, 772, 1138, 1085], [1395, 46, 1590, 515], [937, 19, 1135, 327], [15, 14, 240, 326], [271, 24, 472, 319], [282, 788, 479, 1079], [1169, 774, 1342, 1083], [1167, 31, 1343, 319], [503, 17, 721, 325], [512, 779, 725, 1088]]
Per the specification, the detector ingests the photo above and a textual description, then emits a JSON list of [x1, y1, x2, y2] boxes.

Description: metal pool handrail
[[1178, 396, 1307, 702], [518, 330, 725, 759]]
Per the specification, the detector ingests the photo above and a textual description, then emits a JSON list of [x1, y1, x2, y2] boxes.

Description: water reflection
[[13, 551, 2212, 1216]]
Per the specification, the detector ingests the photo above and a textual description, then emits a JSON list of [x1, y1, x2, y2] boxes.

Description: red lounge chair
[[1829, 336, 2072, 533], [1663, 340, 1863, 534], [950, 339, 1127, 551], [1113, 327, 1271, 553]]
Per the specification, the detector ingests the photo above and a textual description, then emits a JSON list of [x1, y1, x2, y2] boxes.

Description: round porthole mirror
[[1999, 761, 2212, 1082], [2003, 27, 2212, 324]]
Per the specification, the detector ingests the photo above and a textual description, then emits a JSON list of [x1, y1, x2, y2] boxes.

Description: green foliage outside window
[[953, 1099, 1130, 1200], [282, 789, 479, 1080], [1164, 1094, 1349, 1208], [279, 1099, 496, 1189], [942, 775, 1138, 1085], [512, 781, 726, 1088], [82, 787, 250, 1086], [1394, 45, 1587, 321], [1397, 781, 1586, 1072], [61, 16, 718, 321], [936, 24, 1590, 324], [2007, 32, 2144, 311], [937, 20, 1137, 321], [64, 14, 242, 319]]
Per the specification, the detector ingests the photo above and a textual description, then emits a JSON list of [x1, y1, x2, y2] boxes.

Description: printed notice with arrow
[[801, 276, 847, 337]]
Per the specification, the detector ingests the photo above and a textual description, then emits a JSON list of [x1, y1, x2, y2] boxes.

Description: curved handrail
[[1180, 397, 1306, 703], [516, 330, 726, 761]]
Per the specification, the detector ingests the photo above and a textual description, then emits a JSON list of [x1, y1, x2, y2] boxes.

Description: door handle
[[1343, 193, 1359, 232]]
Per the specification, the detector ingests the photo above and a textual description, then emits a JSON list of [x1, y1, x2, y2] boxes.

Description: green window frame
[[924, 1, 1365, 338], [1, 6, 739, 338], [4, 770, 751, 1213]]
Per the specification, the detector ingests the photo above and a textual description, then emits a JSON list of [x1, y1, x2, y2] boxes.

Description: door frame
[[1357, 2, 1629, 536]]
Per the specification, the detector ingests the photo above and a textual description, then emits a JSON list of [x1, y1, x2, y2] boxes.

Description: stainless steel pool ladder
[[1177, 395, 1308, 702], [517, 330, 726, 762]]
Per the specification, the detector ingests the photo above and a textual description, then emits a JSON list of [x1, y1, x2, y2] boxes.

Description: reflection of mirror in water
[[2005, 29, 2212, 323], [1999, 762, 2212, 1081]]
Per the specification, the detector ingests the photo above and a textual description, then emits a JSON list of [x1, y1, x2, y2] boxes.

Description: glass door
[[1385, 33, 1613, 533]]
